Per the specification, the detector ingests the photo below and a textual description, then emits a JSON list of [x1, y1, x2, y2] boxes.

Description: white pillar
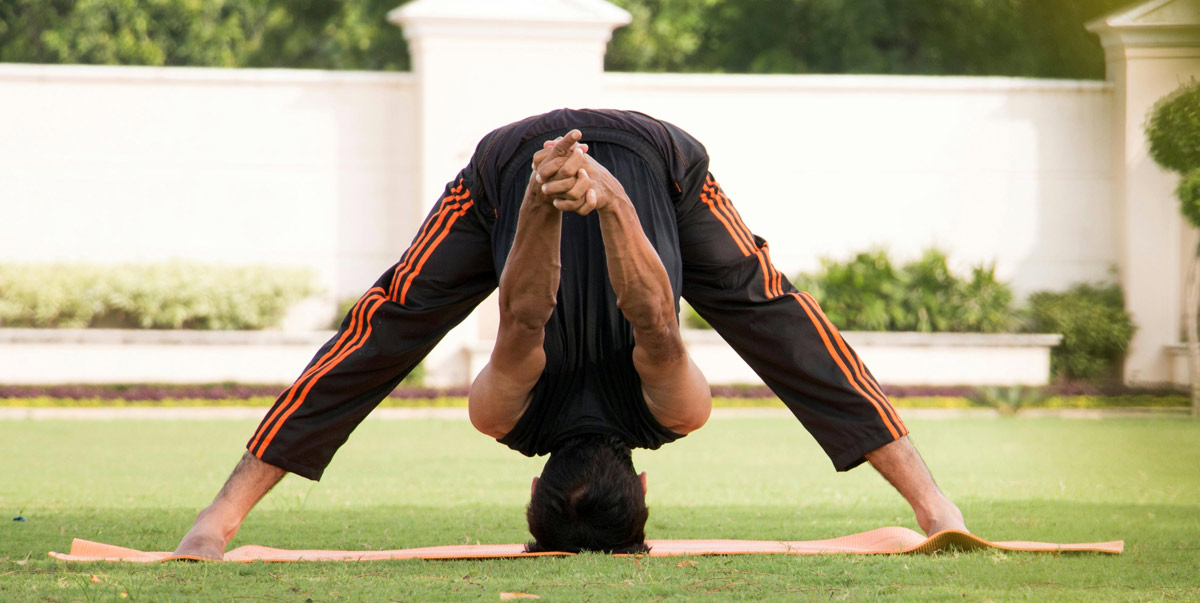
[[389, 0, 630, 386], [390, 0, 630, 216], [1088, 0, 1200, 385]]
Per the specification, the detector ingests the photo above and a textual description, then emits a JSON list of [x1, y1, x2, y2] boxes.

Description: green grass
[[3, 416, 1199, 600], [0, 393, 1189, 409]]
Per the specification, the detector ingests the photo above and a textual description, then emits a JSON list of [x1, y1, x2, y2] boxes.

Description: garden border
[[1, 328, 1061, 386]]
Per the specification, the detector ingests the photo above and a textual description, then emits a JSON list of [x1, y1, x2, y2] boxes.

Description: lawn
[[2, 415, 1198, 601]]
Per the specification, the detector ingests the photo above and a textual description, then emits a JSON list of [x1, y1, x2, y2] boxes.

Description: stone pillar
[[390, 0, 630, 215], [1088, 0, 1200, 385], [389, 0, 630, 386]]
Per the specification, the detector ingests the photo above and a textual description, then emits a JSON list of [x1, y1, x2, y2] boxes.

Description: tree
[[0, 0, 1139, 77], [605, 0, 1135, 79], [1147, 79, 1200, 417], [0, 0, 411, 70]]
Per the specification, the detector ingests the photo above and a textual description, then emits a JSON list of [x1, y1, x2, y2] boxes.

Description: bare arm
[[467, 134, 583, 438], [537, 133, 711, 434]]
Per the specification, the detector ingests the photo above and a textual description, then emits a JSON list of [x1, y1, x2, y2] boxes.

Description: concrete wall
[[4, 0, 1196, 387], [0, 64, 1119, 386], [600, 74, 1116, 297], [0, 65, 1115, 302], [0, 64, 420, 306]]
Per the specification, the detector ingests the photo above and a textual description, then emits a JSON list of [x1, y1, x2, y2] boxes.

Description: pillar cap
[[1086, 0, 1200, 49], [390, 0, 631, 41]]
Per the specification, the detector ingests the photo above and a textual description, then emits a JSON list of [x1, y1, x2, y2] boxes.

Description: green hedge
[[1028, 283, 1135, 382], [0, 262, 317, 330], [793, 248, 1019, 333], [686, 247, 1137, 385]]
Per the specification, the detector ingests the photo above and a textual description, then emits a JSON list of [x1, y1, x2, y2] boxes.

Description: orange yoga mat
[[49, 527, 1122, 562]]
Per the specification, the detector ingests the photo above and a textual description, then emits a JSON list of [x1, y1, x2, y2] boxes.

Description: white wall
[[0, 65, 1116, 306], [0, 63, 1120, 386], [0, 64, 421, 304], [601, 74, 1116, 298]]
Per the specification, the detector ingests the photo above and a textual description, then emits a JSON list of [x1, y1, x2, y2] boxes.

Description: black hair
[[525, 433, 650, 554]]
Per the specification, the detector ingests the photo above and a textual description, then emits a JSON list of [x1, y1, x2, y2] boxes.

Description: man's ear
[[638, 471, 647, 494], [531, 476, 539, 497]]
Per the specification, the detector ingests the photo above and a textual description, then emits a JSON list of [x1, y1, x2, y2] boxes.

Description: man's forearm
[[596, 198, 678, 347], [498, 185, 562, 331]]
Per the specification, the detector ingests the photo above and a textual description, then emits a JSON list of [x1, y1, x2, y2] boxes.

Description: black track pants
[[247, 153, 905, 480]]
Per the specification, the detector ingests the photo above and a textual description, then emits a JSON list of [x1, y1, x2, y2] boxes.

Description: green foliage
[[1, 0, 1129, 78], [1146, 79, 1200, 176], [1027, 283, 1135, 381], [680, 301, 711, 330], [0, 262, 317, 329], [607, 0, 1132, 78], [1179, 168, 1200, 229], [0, 0, 411, 70], [965, 386, 1047, 416], [1146, 80, 1200, 228], [794, 248, 1019, 333]]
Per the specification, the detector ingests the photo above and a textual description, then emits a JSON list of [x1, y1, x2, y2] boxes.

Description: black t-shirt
[[470, 109, 700, 457]]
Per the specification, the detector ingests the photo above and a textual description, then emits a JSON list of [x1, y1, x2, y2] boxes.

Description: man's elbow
[[660, 404, 711, 435], [469, 413, 511, 440], [499, 294, 556, 332]]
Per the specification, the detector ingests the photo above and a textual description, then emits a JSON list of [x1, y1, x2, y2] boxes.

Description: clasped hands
[[528, 129, 626, 216]]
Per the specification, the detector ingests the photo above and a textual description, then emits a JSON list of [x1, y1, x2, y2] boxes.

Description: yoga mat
[[49, 527, 1122, 562]]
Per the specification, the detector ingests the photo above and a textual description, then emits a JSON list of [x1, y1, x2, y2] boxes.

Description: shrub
[[1147, 79, 1200, 228], [1027, 283, 1135, 382], [793, 248, 1019, 333], [1146, 79, 1200, 176], [965, 385, 1047, 416], [1176, 168, 1200, 228], [0, 262, 317, 330]]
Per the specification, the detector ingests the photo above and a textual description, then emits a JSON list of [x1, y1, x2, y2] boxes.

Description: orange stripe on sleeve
[[398, 197, 475, 305], [759, 242, 784, 298], [854, 350, 906, 434], [390, 185, 468, 300], [705, 178, 786, 299], [715, 187, 756, 246], [796, 292, 905, 437], [704, 182, 756, 253], [790, 292, 901, 440], [700, 189, 752, 257], [751, 247, 776, 298], [796, 290, 902, 420], [247, 287, 382, 453], [254, 292, 389, 456]]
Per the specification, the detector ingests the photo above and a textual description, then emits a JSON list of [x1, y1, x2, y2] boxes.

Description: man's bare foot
[[173, 529, 226, 560], [916, 495, 968, 536], [173, 507, 236, 560]]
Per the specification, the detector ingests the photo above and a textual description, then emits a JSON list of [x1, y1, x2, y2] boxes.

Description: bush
[[1146, 79, 1200, 176], [0, 262, 317, 330], [1147, 79, 1200, 227], [793, 248, 1019, 333], [1176, 168, 1200, 227], [1027, 283, 1135, 381]]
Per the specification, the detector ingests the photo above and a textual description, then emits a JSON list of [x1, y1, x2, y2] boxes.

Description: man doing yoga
[[175, 109, 966, 559]]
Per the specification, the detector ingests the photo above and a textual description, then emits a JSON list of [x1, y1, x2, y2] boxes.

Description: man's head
[[525, 434, 649, 554]]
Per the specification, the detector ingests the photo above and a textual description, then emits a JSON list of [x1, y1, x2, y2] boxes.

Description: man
[[175, 109, 966, 559]]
